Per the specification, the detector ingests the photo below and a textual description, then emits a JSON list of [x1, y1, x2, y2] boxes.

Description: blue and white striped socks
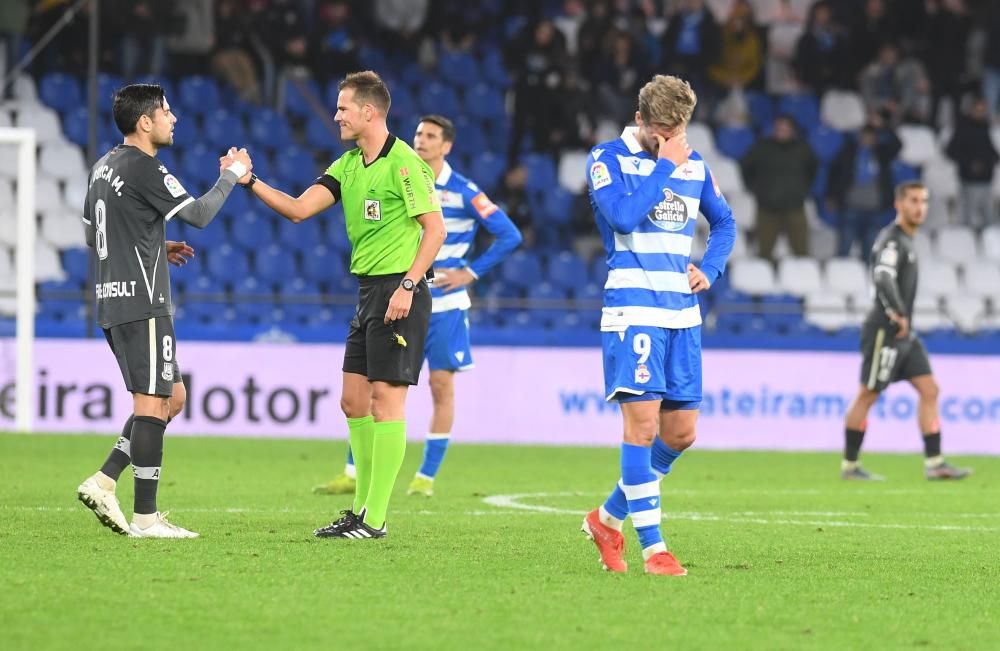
[[599, 438, 683, 559], [416, 433, 451, 480]]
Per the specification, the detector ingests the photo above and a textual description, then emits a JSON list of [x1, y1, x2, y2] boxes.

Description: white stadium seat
[[34, 175, 64, 214], [29, 240, 66, 283], [820, 90, 866, 131], [11, 75, 37, 102], [40, 207, 87, 249], [824, 257, 867, 297], [805, 290, 847, 313], [898, 125, 938, 166], [934, 226, 978, 266], [64, 176, 88, 210], [39, 141, 87, 183], [15, 106, 63, 145], [0, 110, 11, 128], [707, 157, 745, 195], [946, 296, 987, 334], [726, 189, 756, 231], [917, 261, 959, 298], [962, 263, 1000, 299], [557, 149, 588, 192], [922, 157, 959, 203], [981, 226, 1000, 263], [0, 274, 15, 317], [777, 256, 822, 296], [687, 122, 717, 158], [913, 230, 934, 261], [729, 257, 777, 295], [0, 144, 18, 178], [849, 288, 873, 313], [805, 309, 851, 332], [0, 178, 13, 208]]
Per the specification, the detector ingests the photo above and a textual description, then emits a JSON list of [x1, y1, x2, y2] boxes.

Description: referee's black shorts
[[103, 315, 180, 397], [343, 273, 431, 386], [859, 322, 932, 392]]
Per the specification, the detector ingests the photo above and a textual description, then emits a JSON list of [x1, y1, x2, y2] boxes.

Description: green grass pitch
[[1, 433, 998, 651]]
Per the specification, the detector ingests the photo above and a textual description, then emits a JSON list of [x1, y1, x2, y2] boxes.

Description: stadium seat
[[35, 175, 63, 214], [41, 209, 87, 249], [178, 76, 220, 117], [547, 251, 587, 291], [16, 106, 63, 145], [726, 190, 756, 232], [823, 257, 867, 297], [254, 243, 299, 284], [9, 74, 37, 103], [301, 244, 346, 284], [501, 250, 542, 289], [542, 187, 575, 225], [744, 90, 774, 132], [897, 125, 938, 166], [934, 226, 977, 266], [279, 277, 322, 322], [283, 77, 321, 118], [714, 126, 755, 161], [589, 255, 609, 286], [485, 119, 511, 153], [231, 277, 277, 322], [819, 90, 866, 131], [31, 241, 65, 282], [277, 217, 322, 251], [0, 179, 14, 213], [982, 226, 1000, 264], [729, 257, 777, 295], [59, 246, 89, 282], [39, 73, 82, 114], [231, 210, 275, 251], [913, 230, 934, 260], [707, 157, 744, 195], [206, 244, 250, 286], [438, 50, 479, 88], [946, 296, 986, 333], [891, 159, 920, 185], [759, 294, 804, 331], [275, 146, 318, 185], [95, 74, 122, 112], [417, 82, 460, 118], [203, 109, 246, 150], [450, 116, 487, 160], [0, 216, 14, 249], [918, 262, 959, 299], [778, 94, 820, 132], [480, 50, 511, 88], [921, 157, 959, 204], [0, 109, 11, 128], [464, 83, 505, 121], [776, 257, 822, 297], [305, 117, 342, 154], [470, 152, 506, 193], [962, 263, 1000, 298], [686, 123, 717, 158], [181, 145, 222, 187], [39, 142, 87, 182], [557, 149, 589, 192], [808, 125, 845, 163], [184, 218, 230, 250]]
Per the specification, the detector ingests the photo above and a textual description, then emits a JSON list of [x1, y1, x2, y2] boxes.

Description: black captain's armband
[[314, 175, 342, 202]]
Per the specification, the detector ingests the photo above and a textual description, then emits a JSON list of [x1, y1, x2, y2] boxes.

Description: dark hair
[[418, 114, 456, 142], [112, 83, 166, 136], [895, 180, 927, 199], [338, 71, 391, 114]]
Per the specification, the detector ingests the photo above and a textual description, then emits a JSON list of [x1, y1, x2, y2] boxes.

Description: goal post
[[1, 127, 37, 433]]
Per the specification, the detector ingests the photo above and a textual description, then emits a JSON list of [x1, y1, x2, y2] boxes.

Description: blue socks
[[651, 437, 682, 477], [619, 443, 664, 555], [416, 434, 451, 479]]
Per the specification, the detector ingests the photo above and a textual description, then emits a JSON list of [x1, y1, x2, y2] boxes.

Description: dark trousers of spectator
[[755, 206, 809, 261], [836, 208, 882, 260]]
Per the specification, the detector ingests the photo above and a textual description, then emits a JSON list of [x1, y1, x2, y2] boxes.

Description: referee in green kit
[[238, 70, 445, 539]]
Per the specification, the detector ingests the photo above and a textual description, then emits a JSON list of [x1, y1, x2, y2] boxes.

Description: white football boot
[[77, 474, 129, 535], [129, 512, 199, 539]]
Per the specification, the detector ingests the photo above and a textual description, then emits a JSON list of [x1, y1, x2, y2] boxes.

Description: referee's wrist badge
[[400, 278, 415, 291], [243, 173, 258, 189]]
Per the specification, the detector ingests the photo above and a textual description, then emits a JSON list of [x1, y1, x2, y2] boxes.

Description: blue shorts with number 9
[[602, 325, 702, 410]]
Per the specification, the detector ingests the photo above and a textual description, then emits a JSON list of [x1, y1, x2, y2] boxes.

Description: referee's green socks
[[347, 415, 375, 513], [363, 420, 407, 529]]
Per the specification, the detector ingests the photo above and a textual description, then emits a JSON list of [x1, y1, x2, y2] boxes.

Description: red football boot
[[581, 509, 627, 573], [644, 551, 688, 576]]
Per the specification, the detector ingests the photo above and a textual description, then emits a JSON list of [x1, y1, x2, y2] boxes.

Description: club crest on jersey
[[649, 188, 689, 232], [163, 174, 186, 198], [365, 199, 382, 221], [635, 364, 651, 384], [161, 362, 173, 382]]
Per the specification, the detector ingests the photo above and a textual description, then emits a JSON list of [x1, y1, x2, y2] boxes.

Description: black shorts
[[860, 323, 932, 392], [343, 274, 431, 385], [103, 316, 180, 397]]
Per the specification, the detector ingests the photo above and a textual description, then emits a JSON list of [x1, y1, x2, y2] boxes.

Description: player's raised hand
[[166, 240, 195, 267], [655, 131, 691, 166], [687, 263, 710, 293], [435, 268, 476, 291], [385, 285, 414, 324], [221, 147, 254, 184]]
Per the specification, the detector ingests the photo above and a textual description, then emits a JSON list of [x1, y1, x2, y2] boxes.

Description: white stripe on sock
[[344, 463, 356, 479], [621, 479, 660, 501], [426, 433, 451, 440], [631, 507, 662, 528], [115, 436, 131, 457], [133, 465, 160, 480], [642, 542, 667, 560], [598, 505, 624, 532]]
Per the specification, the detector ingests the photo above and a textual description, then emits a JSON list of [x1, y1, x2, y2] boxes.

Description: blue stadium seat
[[356, 47, 390, 72], [181, 145, 221, 186], [246, 150, 273, 182], [418, 82, 460, 117], [305, 117, 343, 154], [206, 244, 250, 286], [61, 248, 90, 282], [527, 282, 567, 325], [203, 109, 246, 150], [231, 277, 276, 322], [809, 125, 845, 163], [156, 148, 178, 173], [170, 116, 202, 149], [521, 153, 557, 194], [40, 73, 82, 114], [230, 210, 275, 250], [500, 250, 542, 289], [470, 152, 506, 193], [547, 251, 588, 291], [96, 74, 123, 112], [759, 294, 803, 333], [485, 119, 510, 153], [778, 94, 820, 133], [254, 243, 298, 284], [275, 146, 318, 185], [283, 77, 321, 119], [186, 274, 227, 297], [464, 83, 505, 121], [589, 256, 609, 287], [249, 108, 293, 151], [542, 187, 575, 225], [480, 50, 511, 88], [745, 90, 774, 132], [573, 281, 603, 304], [450, 116, 487, 159], [220, 183, 250, 218], [280, 277, 322, 322], [389, 84, 416, 122], [301, 244, 346, 284], [277, 217, 322, 251], [715, 126, 755, 161], [439, 50, 479, 88], [892, 160, 920, 184], [177, 76, 220, 117], [62, 107, 97, 147], [184, 218, 230, 250]]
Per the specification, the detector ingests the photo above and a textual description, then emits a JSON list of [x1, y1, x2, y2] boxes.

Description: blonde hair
[[638, 75, 697, 130]]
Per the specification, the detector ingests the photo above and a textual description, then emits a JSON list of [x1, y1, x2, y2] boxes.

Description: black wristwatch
[[400, 278, 415, 291], [243, 173, 258, 189]]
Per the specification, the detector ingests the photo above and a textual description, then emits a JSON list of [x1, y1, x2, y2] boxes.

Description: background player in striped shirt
[[315, 115, 522, 497], [580, 75, 736, 576]]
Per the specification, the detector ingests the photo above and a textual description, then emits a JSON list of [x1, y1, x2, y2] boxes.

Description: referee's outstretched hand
[[385, 285, 414, 324]]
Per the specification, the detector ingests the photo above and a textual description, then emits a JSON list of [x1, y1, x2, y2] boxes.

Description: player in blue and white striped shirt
[[579, 75, 736, 576], [313, 115, 522, 498]]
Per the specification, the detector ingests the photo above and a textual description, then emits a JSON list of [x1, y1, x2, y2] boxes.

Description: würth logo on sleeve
[[364, 199, 382, 221]]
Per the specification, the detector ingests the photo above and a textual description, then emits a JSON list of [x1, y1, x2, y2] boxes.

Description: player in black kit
[[76, 84, 253, 537], [841, 181, 971, 481]]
